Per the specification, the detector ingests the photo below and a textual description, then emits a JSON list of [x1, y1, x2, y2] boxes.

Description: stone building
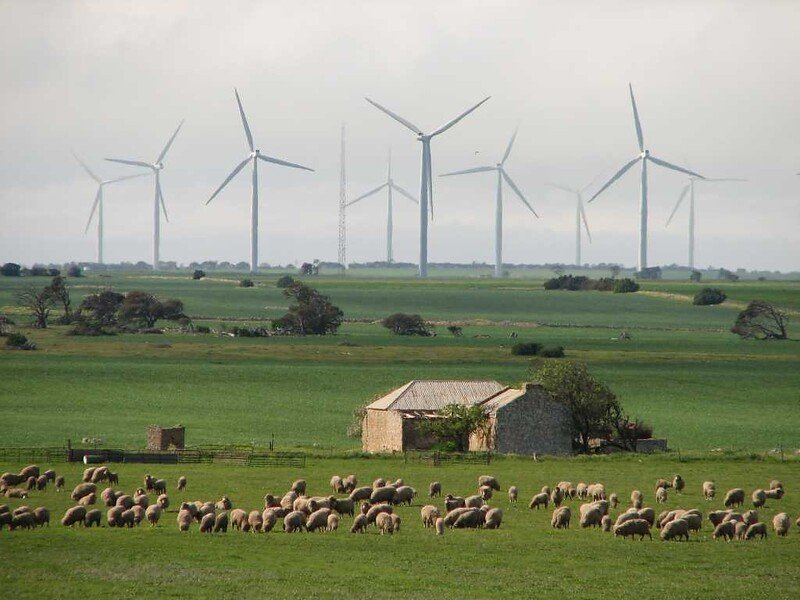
[[361, 380, 571, 456], [146, 425, 185, 451]]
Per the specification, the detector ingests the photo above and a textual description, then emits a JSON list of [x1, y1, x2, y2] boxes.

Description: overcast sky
[[1, 1, 799, 270]]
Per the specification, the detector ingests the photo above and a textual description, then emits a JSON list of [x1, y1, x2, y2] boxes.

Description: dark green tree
[[272, 283, 342, 335]]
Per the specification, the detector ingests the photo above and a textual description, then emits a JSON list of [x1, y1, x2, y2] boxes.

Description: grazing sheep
[[376, 511, 394, 534], [660, 518, 690, 541], [61, 506, 87, 527], [133, 493, 149, 509], [443, 507, 472, 528], [724, 488, 745, 508], [284, 510, 306, 533], [177, 476, 187, 491], [453, 508, 483, 529], [541, 485, 551, 495], [529, 493, 549, 510], [372, 478, 386, 489], [78, 493, 96, 507], [329, 497, 355, 517], [631, 490, 643, 509], [84, 509, 101, 528], [19, 465, 40, 480], [131, 505, 146, 525], [576, 483, 588, 499], [556, 481, 572, 496], [601, 515, 612, 532], [393, 486, 416, 506], [712, 520, 735, 541], [90, 467, 109, 483], [325, 513, 339, 532], [213, 511, 229, 533], [484, 508, 503, 529], [55, 476, 65, 491], [609, 493, 619, 509], [723, 512, 743, 524], [343, 475, 358, 493], [261, 509, 278, 533], [25, 476, 36, 491], [742, 510, 759, 527], [390, 513, 402, 532], [615, 510, 640, 528], [350, 514, 368, 533], [550, 487, 563, 508], [157, 494, 169, 510], [107, 472, 119, 486], [248, 510, 264, 532], [36, 475, 48, 491], [306, 508, 332, 532], [508, 486, 518, 504], [349, 487, 372, 503], [769, 479, 783, 491], [465, 495, 484, 509], [589, 483, 606, 501], [330, 475, 344, 494], [199, 513, 216, 533], [703, 481, 716, 500], [764, 487, 784, 500], [708, 510, 731, 527], [43, 469, 56, 483], [580, 507, 603, 528], [370, 486, 397, 505], [638, 507, 656, 527], [655, 478, 672, 491], [655, 487, 668, 504], [115, 495, 133, 510], [174, 510, 191, 533], [421, 505, 441, 528], [291, 480, 306, 495], [551, 506, 571, 529], [106, 506, 123, 527], [215, 496, 232, 511], [13, 506, 32, 517], [152, 479, 167, 494], [479, 485, 493, 501], [5, 488, 28, 499], [11, 512, 36, 530], [429, 482, 442, 498], [682, 512, 702, 532], [752, 489, 767, 508], [146, 504, 162, 526], [614, 518, 652, 540], [673, 475, 685, 493], [435, 517, 445, 536], [0, 512, 11, 530], [33, 507, 50, 526], [81, 468, 96, 483], [199, 502, 215, 517], [70, 483, 96, 502], [734, 521, 747, 540], [772, 512, 789, 537], [281, 491, 298, 510], [445, 494, 466, 512], [478, 475, 501, 491], [745, 522, 767, 540], [293, 497, 313, 514], [390, 479, 404, 488], [366, 503, 393, 525], [100, 488, 117, 507], [230, 509, 248, 530]]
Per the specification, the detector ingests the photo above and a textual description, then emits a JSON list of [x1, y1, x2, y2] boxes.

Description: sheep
[[453, 508, 483, 529], [673, 475, 685, 493], [601, 515, 612, 532], [551, 506, 571, 529], [33, 507, 50, 526], [213, 511, 229, 533], [529, 493, 549, 510], [372, 478, 386, 489], [5, 488, 28, 499], [631, 490, 643, 509], [745, 522, 767, 540], [550, 487, 563, 508], [306, 508, 332, 532], [13, 506, 32, 517], [350, 514, 368, 533], [155, 494, 169, 511], [769, 479, 783, 491], [177, 509, 192, 532], [83, 508, 101, 527], [390, 513, 402, 533], [131, 505, 146, 526], [0, 512, 12, 530], [146, 504, 161, 526], [230, 509, 248, 530], [327, 513, 339, 532], [55, 476, 65, 491], [291, 479, 306, 495], [370, 486, 396, 505], [443, 507, 472, 528], [390, 479, 404, 488], [655, 487, 668, 504], [90, 467, 109, 483], [349, 487, 372, 503], [199, 502, 215, 517], [445, 494, 466, 512], [613, 518, 652, 540], [660, 518, 690, 541], [134, 493, 149, 509], [105, 505, 122, 527], [585, 500, 610, 517], [734, 521, 747, 540], [479, 485, 493, 501], [43, 469, 56, 483], [215, 496, 232, 511], [78, 493, 96, 507], [556, 481, 572, 496], [477, 507, 501, 530], [19, 465, 39, 480], [609, 493, 619, 509], [36, 475, 48, 491], [293, 497, 313, 514], [723, 512, 743, 524], [589, 483, 606, 501], [365, 503, 393, 525], [465, 495, 484, 509], [261, 509, 277, 533], [429, 482, 442, 498], [152, 479, 167, 494], [107, 472, 119, 486], [712, 520, 735, 541], [638, 507, 656, 527], [724, 488, 745, 508], [751, 489, 767, 508], [682, 512, 702, 533], [742, 510, 759, 527], [143, 474, 154, 491], [764, 487, 784, 500], [615, 510, 640, 528], [702, 481, 716, 500], [61, 506, 87, 527], [329, 497, 355, 517], [177, 476, 187, 491], [421, 505, 441, 528], [70, 482, 96, 502], [199, 513, 216, 533], [376, 512, 394, 534], [772, 512, 789, 537], [541, 485, 551, 495], [435, 517, 445, 536], [580, 507, 603, 528], [281, 491, 298, 510], [392, 486, 416, 506], [343, 475, 358, 493], [25, 476, 36, 491], [11, 512, 36, 530], [478, 475, 501, 491], [708, 510, 731, 527], [508, 486, 518, 504], [330, 475, 345, 494], [115, 495, 133, 510], [100, 487, 117, 507], [248, 510, 264, 532], [654, 478, 672, 492], [80, 468, 96, 483], [576, 482, 588, 499], [283, 510, 306, 533]]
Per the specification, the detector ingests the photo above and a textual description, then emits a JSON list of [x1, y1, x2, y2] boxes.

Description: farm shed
[[361, 380, 572, 456], [146, 425, 185, 451]]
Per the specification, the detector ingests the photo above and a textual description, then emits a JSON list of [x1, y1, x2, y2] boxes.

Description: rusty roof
[[366, 380, 506, 412]]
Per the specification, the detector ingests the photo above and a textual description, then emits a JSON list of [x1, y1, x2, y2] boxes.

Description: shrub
[[613, 278, 640, 293], [689, 270, 702, 282], [382, 313, 433, 336], [693, 287, 726, 306], [30, 266, 49, 276], [447, 325, 463, 336], [1, 263, 21, 277], [594, 278, 616, 292], [239, 279, 254, 288], [538, 346, 565, 358], [511, 342, 543, 356], [5, 332, 36, 350], [230, 326, 271, 337], [195, 325, 211, 334], [192, 269, 206, 280], [66, 265, 82, 278], [543, 275, 592, 291], [718, 268, 739, 282], [276, 275, 295, 288]]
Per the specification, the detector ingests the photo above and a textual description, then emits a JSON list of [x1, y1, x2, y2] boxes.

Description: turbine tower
[[347, 149, 418, 263], [589, 84, 703, 271], [440, 129, 537, 278], [74, 154, 147, 264], [545, 180, 594, 266], [206, 89, 314, 273], [338, 123, 347, 273], [666, 176, 746, 269], [106, 120, 184, 270], [365, 96, 490, 277]]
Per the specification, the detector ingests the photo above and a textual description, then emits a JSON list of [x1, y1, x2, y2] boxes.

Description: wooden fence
[[405, 451, 493, 466]]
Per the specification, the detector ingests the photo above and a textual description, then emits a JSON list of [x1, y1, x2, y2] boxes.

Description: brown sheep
[[306, 508, 332, 532], [152, 479, 167, 495], [25, 476, 36, 491], [343, 475, 358, 493], [44, 469, 56, 482], [71, 483, 96, 502], [529, 492, 549, 510], [115, 495, 134, 510], [5, 488, 28, 499], [107, 472, 119, 486], [638, 507, 656, 527], [260, 509, 277, 533], [421, 505, 441, 528], [772, 512, 789, 537], [78, 493, 97, 507], [484, 508, 503, 529], [609, 493, 619, 509], [615, 509, 640, 528], [601, 515, 612, 532], [724, 488, 745, 508], [580, 507, 603, 528], [443, 507, 472, 528], [350, 514, 368, 533], [90, 466, 109, 483], [673, 475, 685, 493], [1, 472, 25, 486], [392, 486, 416, 506], [479, 486, 493, 501], [230, 508, 248, 530], [444, 494, 466, 512], [157, 494, 169, 510], [177, 509, 192, 532], [550, 486, 563, 508], [11, 512, 36, 530], [376, 511, 394, 534], [465, 495, 484, 509], [330, 475, 344, 494], [177, 476, 187, 491], [631, 490, 643, 509], [213, 511, 229, 533], [329, 497, 354, 517], [682, 512, 702, 533], [349, 487, 372, 503], [551, 506, 571, 529], [199, 512, 215, 533], [55, 476, 65, 491], [281, 491, 298, 510], [712, 520, 735, 541], [61, 506, 87, 527], [327, 513, 339, 532], [478, 475, 500, 491], [146, 505, 162, 526], [742, 510, 759, 527], [248, 510, 263, 532], [654, 478, 672, 492], [283, 510, 306, 533], [390, 513, 402, 533], [19, 465, 40, 479], [655, 487, 667, 504], [660, 518, 690, 541], [84, 509, 101, 527], [291, 479, 306, 495], [745, 522, 767, 540], [107, 506, 124, 527], [429, 481, 442, 498], [372, 478, 386, 489], [143, 474, 154, 490], [100, 487, 117, 507], [708, 510, 731, 527], [33, 506, 50, 526], [36, 475, 47, 491], [131, 505, 146, 525], [0, 512, 12, 530], [366, 503, 393, 525], [370, 486, 396, 504], [81, 468, 96, 483], [215, 496, 232, 511], [613, 518, 652, 540]]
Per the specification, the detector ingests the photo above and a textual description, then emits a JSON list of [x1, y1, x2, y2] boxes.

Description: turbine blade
[[629, 83, 644, 152], [104, 172, 150, 185], [648, 155, 703, 178], [235, 89, 254, 152], [439, 166, 495, 177], [105, 158, 152, 169], [365, 98, 422, 134], [391, 182, 418, 204], [73, 153, 101, 183], [501, 169, 538, 217], [544, 182, 576, 193], [256, 153, 314, 171], [347, 182, 387, 206], [85, 187, 101, 234], [588, 156, 640, 202], [206, 157, 251, 204], [580, 202, 592, 242], [666, 184, 690, 227], [430, 96, 491, 137], [427, 145, 434, 218], [158, 179, 169, 223], [501, 128, 518, 165], [157, 120, 184, 163]]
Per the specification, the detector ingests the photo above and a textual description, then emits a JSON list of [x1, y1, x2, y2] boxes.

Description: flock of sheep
[[2, 464, 797, 542]]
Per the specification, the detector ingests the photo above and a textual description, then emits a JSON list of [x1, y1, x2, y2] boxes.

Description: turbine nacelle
[[153, 162, 164, 171], [641, 150, 649, 159]]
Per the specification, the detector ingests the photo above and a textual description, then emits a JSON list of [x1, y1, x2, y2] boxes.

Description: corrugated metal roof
[[367, 380, 505, 411], [480, 387, 524, 413]]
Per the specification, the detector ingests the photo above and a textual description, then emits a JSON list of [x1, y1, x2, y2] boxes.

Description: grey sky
[[1, 0, 798, 270]]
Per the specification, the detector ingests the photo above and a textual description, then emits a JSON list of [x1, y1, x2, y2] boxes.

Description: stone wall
[[146, 425, 185, 451], [362, 409, 404, 453]]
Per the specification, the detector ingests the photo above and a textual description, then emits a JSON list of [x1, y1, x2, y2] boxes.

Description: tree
[[160, 299, 186, 321], [613, 278, 640, 293], [119, 291, 164, 328], [192, 269, 206, 280], [382, 313, 433, 336], [533, 360, 630, 453], [419, 404, 490, 452], [299, 262, 319, 276], [689, 270, 702, 282], [66, 264, 82, 278], [731, 300, 788, 340], [15, 285, 56, 328], [693, 288, 726, 306], [74, 290, 125, 331], [447, 325, 463, 337], [239, 279, 254, 288], [276, 275, 295, 288], [718, 268, 739, 282], [272, 283, 343, 335], [46, 276, 72, 321], [1, 263, 21, 277]]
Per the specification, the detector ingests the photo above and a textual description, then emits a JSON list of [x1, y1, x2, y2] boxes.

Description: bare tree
[[15, 285, 56, 328], [731, 300, 788, 340]]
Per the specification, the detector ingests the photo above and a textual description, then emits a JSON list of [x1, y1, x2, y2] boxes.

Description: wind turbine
[[74, 154, 148, 264], [347, 149, 418, 263], [545, 179, 594, 266], [588, 84, 704, 271], [365, 96, 490, 277], [106, 120, 184, 270], [666, 176, 746, 269], [440, 129, 537, 278], [206, 89, 314, 273]]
